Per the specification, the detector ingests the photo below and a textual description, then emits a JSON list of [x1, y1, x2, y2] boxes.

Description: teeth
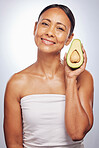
[[41, 38, 55, 45]]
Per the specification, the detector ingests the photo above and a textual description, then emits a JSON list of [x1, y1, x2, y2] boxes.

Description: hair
[[38, 4, 75, 37]]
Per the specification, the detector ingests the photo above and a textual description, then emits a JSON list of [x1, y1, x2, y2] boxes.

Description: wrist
[[65, 76, 77, 92], [65, 75, 77, 83]]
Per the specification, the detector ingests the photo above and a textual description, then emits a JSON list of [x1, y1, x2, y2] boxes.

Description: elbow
[[67, 126, 88, 141], [68, 129, 87, 141], [70, 120, 92, 141], [71, 133, 85, 141]]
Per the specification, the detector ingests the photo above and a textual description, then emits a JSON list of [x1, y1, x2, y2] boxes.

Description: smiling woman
[[4, 4, 94, 148], [34, 7, 72, 53]]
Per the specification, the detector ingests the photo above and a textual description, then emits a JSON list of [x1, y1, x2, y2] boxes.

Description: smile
[[41, 38, 56, 45]]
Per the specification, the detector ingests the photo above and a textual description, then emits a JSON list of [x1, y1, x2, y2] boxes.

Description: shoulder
[[5, 63, 37, 99], [5, 72, 30, 101], [7, 72, 28, 88], [7, 63, 36, 88]]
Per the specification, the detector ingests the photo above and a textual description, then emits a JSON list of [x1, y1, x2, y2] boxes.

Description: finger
[[81, 44, 85, 53], [64, 52, 67, 60], [80, 55, 87, 71], [64, 53, 67, 66], [83, 49, 87, 64], [81, 44, 87, 64]]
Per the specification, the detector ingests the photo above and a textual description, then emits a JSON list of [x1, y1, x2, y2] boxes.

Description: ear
[[33, 22, 38, 35], [65, 33, 74, 46]]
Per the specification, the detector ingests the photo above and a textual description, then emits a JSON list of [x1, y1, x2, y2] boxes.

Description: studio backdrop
[[0, 0, 99, 147]]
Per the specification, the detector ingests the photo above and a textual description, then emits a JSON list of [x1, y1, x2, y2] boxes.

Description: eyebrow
[[41, 19, 67, 29], [57, 22, 67, 29]]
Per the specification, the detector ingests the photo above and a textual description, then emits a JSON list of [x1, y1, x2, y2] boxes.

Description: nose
[[46, 26, 55, 37]]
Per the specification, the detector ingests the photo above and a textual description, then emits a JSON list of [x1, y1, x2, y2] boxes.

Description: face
[[34, 8, 73, 53]]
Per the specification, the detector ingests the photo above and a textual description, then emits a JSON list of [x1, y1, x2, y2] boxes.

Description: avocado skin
[[66, 39, 84, 69]]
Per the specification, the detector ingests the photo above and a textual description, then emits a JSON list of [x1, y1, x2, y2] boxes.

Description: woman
[[4, 4, 94, 148]]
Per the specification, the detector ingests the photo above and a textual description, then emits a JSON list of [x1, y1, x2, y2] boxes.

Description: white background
[[0, 0, 99, 147]]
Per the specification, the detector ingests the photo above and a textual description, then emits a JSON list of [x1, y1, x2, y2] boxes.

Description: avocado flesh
[[66, 39, 84, 69]]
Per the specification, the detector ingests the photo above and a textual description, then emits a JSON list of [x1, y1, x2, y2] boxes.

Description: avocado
[[66, 39, 84, 69]]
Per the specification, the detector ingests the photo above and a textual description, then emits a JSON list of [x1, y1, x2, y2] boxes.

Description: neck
[[36, 50, 62, 79]]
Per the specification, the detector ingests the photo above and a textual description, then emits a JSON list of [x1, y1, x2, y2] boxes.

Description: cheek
[[34, 27, 43, 44], [58, 28, 71, 44], [57, 33, 68, 44], [35, 25, 47, 37], [35, 29, 41, 37]]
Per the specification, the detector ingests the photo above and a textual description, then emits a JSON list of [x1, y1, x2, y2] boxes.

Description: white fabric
[[20, 94, 84, 148]]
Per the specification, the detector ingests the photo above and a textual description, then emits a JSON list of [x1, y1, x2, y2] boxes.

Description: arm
[[64, 47, 94, 141], [4, 75, 23, 148]]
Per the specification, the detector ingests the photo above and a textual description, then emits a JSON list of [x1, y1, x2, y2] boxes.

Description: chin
[[40, 46, 62, 53]]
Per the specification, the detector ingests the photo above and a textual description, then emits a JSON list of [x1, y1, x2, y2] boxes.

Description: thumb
[[64, 52, 67, 66], [64, 52, 67, 60]]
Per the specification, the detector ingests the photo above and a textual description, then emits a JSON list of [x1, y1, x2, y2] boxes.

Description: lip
[[41, 38, 56, 45]]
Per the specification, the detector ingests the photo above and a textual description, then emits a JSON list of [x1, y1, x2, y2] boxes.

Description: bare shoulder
[[7, 72, 27, 88], [5, 63, 37, 100], [6, 64, 35, 88], [5, 72, 30, 101]]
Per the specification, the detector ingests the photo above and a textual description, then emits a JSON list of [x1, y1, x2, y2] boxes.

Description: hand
[[64, 44, 87, 80]]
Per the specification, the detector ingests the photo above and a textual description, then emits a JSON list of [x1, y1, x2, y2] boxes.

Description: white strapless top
[[20, 94, 84, 148]]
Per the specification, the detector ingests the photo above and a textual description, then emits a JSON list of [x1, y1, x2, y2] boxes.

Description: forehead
[[39, 7, 71, 26]]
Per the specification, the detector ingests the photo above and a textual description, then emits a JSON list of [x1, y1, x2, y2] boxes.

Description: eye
[[41, 22, 49, 26], [57, 27, 65, 31]]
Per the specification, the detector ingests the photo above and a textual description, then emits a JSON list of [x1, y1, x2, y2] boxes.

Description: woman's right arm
[[4, 75, 23, 148]]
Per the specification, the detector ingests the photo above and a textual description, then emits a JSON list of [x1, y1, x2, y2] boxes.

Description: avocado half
[[66, 39, 84, 69]]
